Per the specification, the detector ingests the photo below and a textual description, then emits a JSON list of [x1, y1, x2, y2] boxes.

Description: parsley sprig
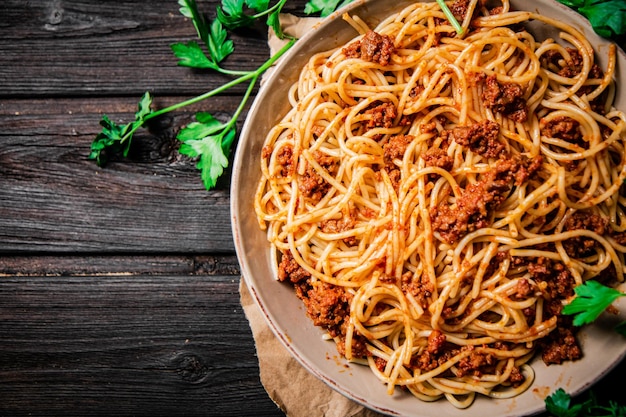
[[89, 0, 295, 190], [218, 0, 289, 38], [303, 0, 352, 16], [562, 280, 626, 328], [556, 0, 626, 39], [546, 388, 626, 417]]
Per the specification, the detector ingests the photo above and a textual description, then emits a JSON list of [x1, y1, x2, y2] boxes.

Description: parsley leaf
[[89, 92, 153, 166], [266, 1, 286, 39], [545, 389, 626, 417], [171, 41, 221, 70], [217, 0, 256, 30], [178, 0, 210, 43], [557, 0, 626, 38], [558, 0, 586, 7], [177, 112, 226, 141], [207, 18, 235, 63], [217, 0, 288, 39], [546, 388, 586, 417], [562, 280, 625, 326], [178, 114, 234, 190], [579, 0, 626, 38], [172, 0, 236, 73], [304, 0, 353, 17]]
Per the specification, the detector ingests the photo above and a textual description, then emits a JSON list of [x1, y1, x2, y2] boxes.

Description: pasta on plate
[[254, 0, 626, 408]]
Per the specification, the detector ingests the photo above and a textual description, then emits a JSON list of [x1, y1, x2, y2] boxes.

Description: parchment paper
[[238, 14, 385, 417], [240, 280, 384, 417]]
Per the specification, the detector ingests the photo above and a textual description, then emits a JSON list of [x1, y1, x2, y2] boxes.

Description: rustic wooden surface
[[1, 1, 625, 416]]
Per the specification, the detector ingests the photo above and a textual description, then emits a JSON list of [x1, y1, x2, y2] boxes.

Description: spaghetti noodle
[[254, 0, 626, 407]]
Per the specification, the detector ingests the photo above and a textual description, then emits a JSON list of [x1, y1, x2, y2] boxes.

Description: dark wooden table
[[1, 1, 625, 416]]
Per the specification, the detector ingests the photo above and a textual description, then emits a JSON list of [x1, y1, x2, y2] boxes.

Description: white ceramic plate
[[231, 1, 626, 416]]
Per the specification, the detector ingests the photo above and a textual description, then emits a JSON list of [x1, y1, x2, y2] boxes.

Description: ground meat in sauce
[[343, 30, 396, 66], [484, 250, 509, 279], [401, 271, 434, 308], [261, 145, 272, 159], [274, 144, 295, 177], [320, 205, 357, 246], [277, 251, 310, 283], [427, 330, 446, 353], [374, 357, 387, 373], [383, 134, 414, 164], [376, 133, 414, 190], [365, 102, 397, 131], [513, 278, 535, 300], [508, 365, 525, 384], [412, 345, 456, 372], [278, 250, 371, 358], [540, 116, 583, 143], [296, 281, 349, 329], [456, 346, 496, 377], [482, 74, 528, 122], [500, 254, 583, 366], [450, 119, 504, 158], [526, 257, 576, 303], [562, 211, 608, 258], [385, 168, 402, 191], [291, 277, 369, 358], [450, 0, 470, 22], [410, 83, 425, 98], [431, 155, 542, 243], [422, 147, 454, 172], [298, 151, 337, 201], [515, 154, 543, 185], [410, 336, 526, 384], [539, 327, 582, 365], [540, 116, 587, 171], [311, 124, 325, 138]]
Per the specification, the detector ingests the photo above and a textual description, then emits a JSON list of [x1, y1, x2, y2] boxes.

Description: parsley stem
[[251, 0, 288, 21], [146, 38, 295, 121], [217, 68, 254, 76], [436, 0, 464, 35], [225, 73, 259, 134]]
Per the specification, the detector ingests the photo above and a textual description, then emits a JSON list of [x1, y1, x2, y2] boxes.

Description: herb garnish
[[562, 280, 626, 327], [556, 0, 626, 39], [303, 0, 353, 16], [436, 0, 464, 34], [546, 388, 626, 417], [90, 0, 295, 190]]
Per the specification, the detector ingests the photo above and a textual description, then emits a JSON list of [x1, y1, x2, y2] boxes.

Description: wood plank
[[0, 274, 284, 416], [0, 97, 250, 253], [0, 0, 309, 98], [0, 254, 241, 276]]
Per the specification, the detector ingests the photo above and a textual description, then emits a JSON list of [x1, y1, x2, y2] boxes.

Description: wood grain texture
[[0, 97, 242, 253], [0, 0, 309, 98], [0, 274, 283, 417], [0, 254, 241, 276]]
